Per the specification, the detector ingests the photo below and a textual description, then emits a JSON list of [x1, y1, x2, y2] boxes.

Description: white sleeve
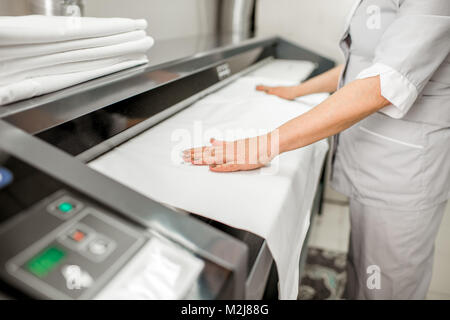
[[356, 0, 450, 119], [356, 63, 419, 119]]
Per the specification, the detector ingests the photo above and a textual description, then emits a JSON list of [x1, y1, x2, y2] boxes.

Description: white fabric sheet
[[0, 15, 147, 45], [0, 37, 153, 79], [247, 59, 317, 83], [89, 61, 329, 299], [0, 56, 148, 105], [0, 30, 147, 62]]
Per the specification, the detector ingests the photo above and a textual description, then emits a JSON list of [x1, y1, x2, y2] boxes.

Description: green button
[[26, 247, 66, 277], [58, 202, 73, 213]]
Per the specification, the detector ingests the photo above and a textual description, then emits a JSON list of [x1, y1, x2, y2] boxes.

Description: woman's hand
[[255, 65, 344, 101], [255, 85, 300, 100], [182, 135, 277, 172]]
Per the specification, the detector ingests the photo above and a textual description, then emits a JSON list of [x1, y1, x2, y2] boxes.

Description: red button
[[70, 230, 86, 242]]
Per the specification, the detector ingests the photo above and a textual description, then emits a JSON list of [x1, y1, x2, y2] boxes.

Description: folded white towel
[[0, 30, 147, 62], [0, 53, 146, 86], [0, 36, 154, 79], [0, 55, 148, 105], [0, 37, 154, 78], [0, 15, 147, 45]]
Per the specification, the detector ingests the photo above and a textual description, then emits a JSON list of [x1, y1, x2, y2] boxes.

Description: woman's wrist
[[293, 84, 307, 97], [265, 130, 285, 159]]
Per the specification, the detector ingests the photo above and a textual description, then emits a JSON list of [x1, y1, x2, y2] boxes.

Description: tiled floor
[[309, 203, 350, 253], [309, 189, 450, 300]]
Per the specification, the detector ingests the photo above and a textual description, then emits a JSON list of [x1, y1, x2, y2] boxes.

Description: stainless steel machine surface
[[219, 0, 255, 40], [0, 35, 334, 299]]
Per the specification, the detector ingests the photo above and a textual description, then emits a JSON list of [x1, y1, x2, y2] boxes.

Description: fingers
[[182, 146, 213, 165], [262, 88, 277, 96], [211, 138, 238, 164], [209, 162, 240, 172], [209, 162, 264, 172], [182, 146, 207, 162], [256, 85, 277, 94], [182, 140, 228, 165], [210, 138, 223, 146], [256, 85, 294, 100], [255, 85, 268, 92]]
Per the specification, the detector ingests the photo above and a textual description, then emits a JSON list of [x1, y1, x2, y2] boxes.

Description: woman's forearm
[[277, 76, 390, 154], [294, 64, 344, 96]]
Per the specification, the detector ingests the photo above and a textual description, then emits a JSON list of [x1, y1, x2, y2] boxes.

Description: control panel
[[1, 189, 145, 299], [0, 137, 230, 300]]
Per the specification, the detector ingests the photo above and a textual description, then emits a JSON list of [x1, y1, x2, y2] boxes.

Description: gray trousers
[[344, 199, 447, 299]]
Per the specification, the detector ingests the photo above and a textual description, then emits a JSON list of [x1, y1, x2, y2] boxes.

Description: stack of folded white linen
[[0, 15, 154, 106]]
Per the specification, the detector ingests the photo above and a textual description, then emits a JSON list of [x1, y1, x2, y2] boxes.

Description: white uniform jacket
[[331, 0, 450, 210]]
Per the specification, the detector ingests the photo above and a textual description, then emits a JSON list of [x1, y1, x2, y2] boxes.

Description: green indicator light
[[26, 247, 66, 277], [58, 202, 73, 213]]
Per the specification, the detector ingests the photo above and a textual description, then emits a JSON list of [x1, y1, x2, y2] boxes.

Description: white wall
[[256, 0, 357, 63], [84, 0, 219, 41]]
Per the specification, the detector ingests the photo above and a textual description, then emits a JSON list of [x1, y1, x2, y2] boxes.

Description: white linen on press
[[0, 15, 147, 45], [89, 60, 329, 299], [0, 30, 147, 62], [248, 59, 317, 83], [0, 56, 148, 105]]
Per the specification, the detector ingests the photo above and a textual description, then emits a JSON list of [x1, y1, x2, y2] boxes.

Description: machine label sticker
[[216, 63, 231, 80]]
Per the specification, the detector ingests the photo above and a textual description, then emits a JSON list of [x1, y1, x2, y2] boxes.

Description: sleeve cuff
[[356, 62, 418, 119]]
